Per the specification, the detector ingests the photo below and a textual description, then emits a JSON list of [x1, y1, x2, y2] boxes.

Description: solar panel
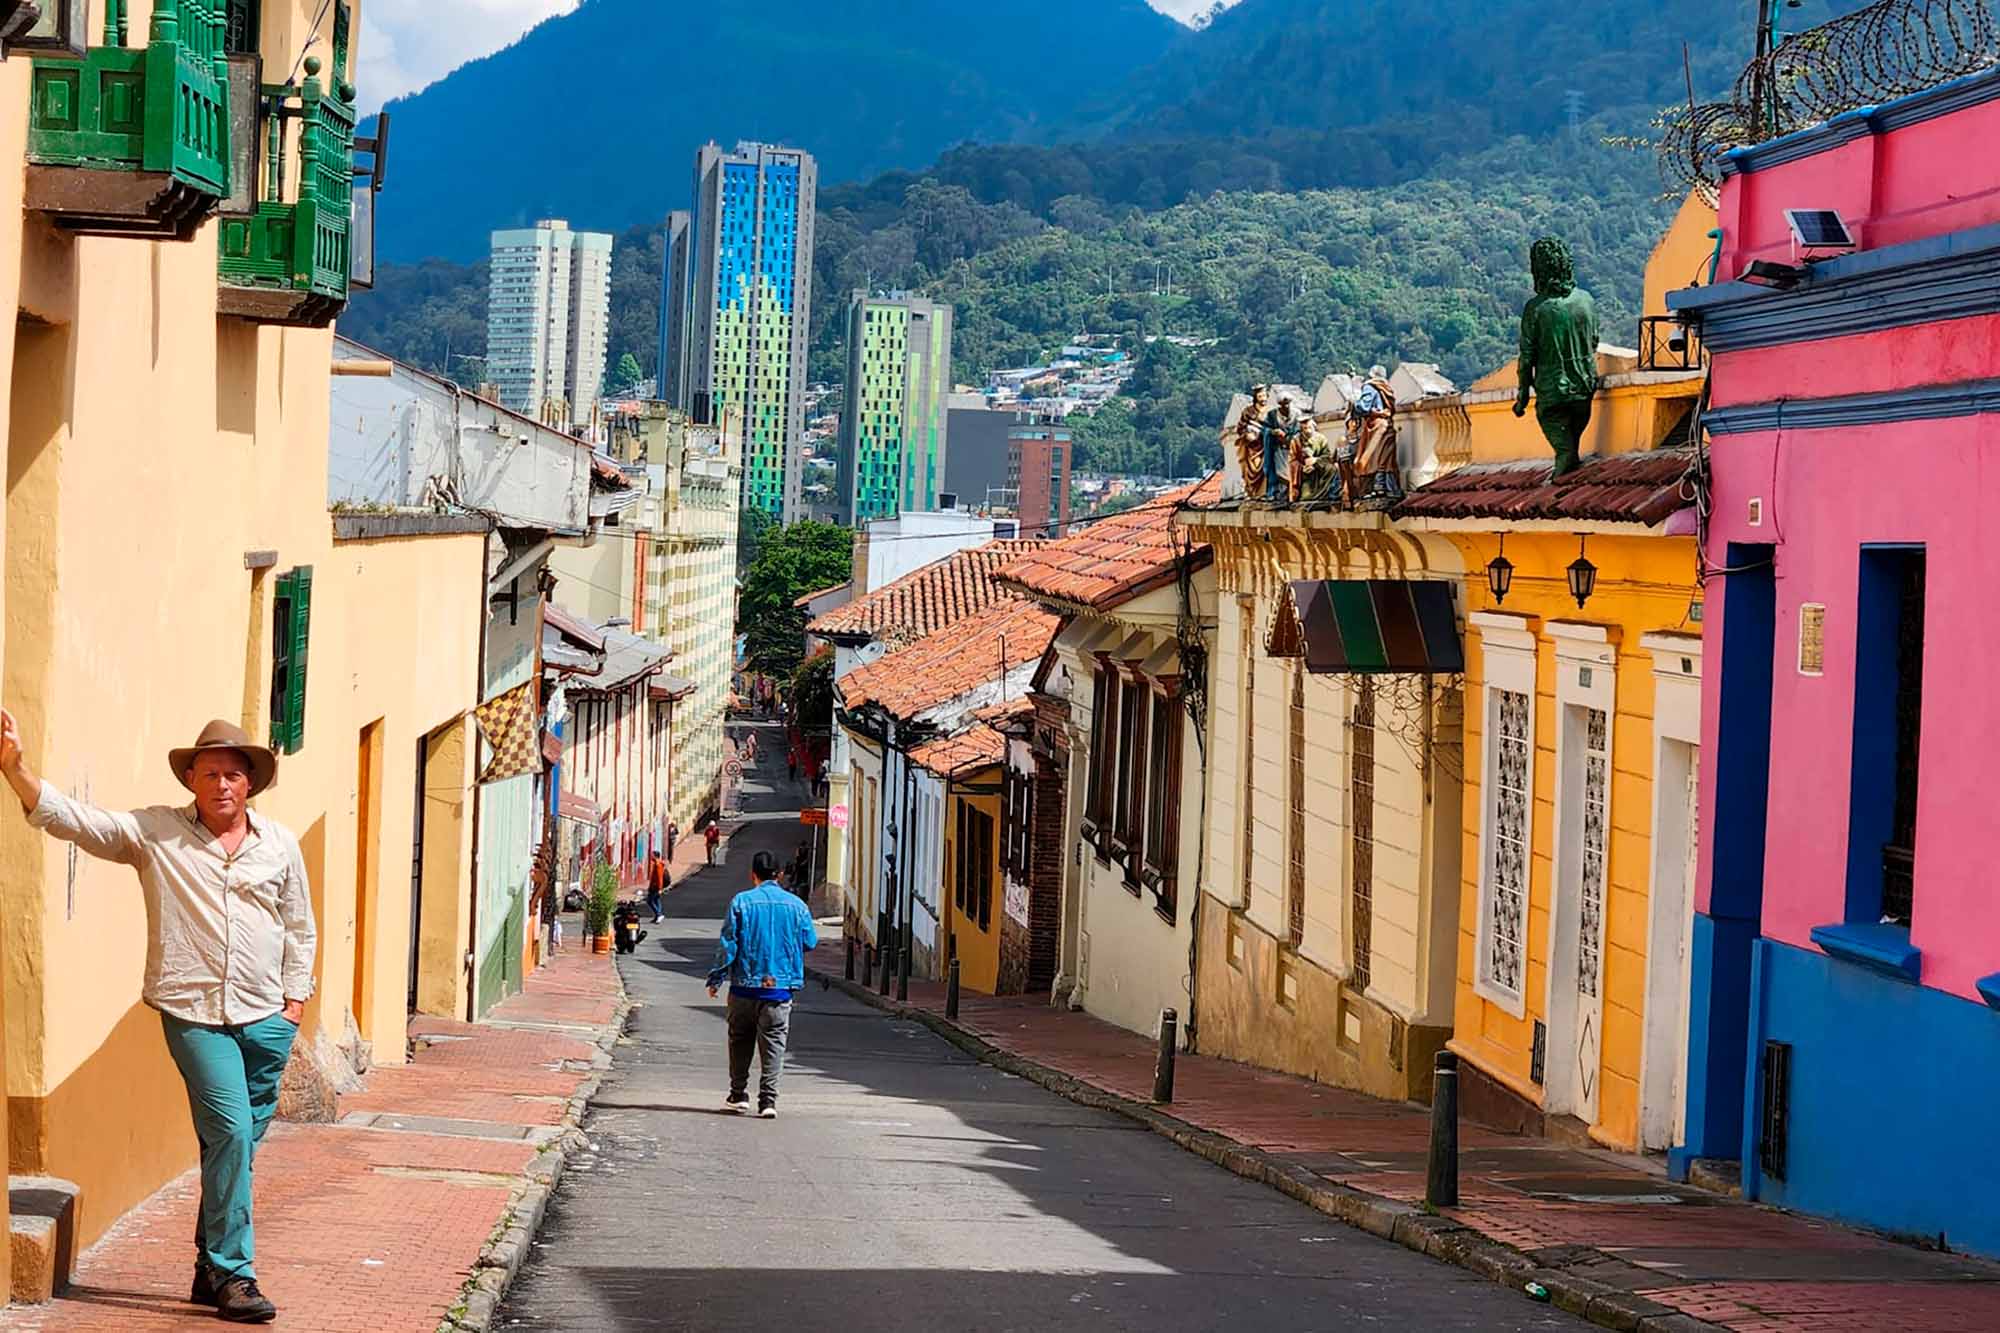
[[1785, 209, 1856, 250]]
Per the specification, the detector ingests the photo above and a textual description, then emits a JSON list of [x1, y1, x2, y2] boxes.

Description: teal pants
[[160, 1012, 297, 1280]]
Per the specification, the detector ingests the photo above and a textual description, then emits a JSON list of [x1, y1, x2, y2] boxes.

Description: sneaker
[[724, 1094, 751, 1113], [757, 1105, 778, 1119], [191, 1261, 220, 1306], [213, 1276, 277, 1323]]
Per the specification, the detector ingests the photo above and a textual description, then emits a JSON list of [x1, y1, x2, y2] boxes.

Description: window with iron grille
[[1481, 687, 1531, 1001], [1286, 666, 1306, 947], [958, 802, 995, 931], [1116, 671, 1150, 884], [1351, 678, 1376, 993], [1085, 663, 1114, 841], [1576, 706, 1610, 1001], [1239, 595, 1257, 910], [1143, 687, 1183, 922]]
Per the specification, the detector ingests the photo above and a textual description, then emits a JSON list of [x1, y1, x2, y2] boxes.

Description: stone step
[[8, 1176, 80, 1304]]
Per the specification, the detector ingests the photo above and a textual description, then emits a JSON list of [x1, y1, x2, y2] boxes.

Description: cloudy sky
[[358, 0, 1239, 115]]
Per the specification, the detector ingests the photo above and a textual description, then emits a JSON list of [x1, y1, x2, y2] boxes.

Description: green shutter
[[269, 571, 295, 751], [285, 565, 312, 753]]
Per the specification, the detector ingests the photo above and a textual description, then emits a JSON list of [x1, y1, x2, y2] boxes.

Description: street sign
[[800, 808, 829, 827], [830, 803, 850, 830]]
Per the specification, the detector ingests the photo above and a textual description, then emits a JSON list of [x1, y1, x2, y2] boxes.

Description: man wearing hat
[[0, 709, 315, 1324]]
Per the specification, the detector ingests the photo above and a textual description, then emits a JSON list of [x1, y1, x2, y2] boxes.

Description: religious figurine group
[[1231, 371, 1402, 510]]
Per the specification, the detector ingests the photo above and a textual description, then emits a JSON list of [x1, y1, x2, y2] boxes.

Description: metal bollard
[[861, 944, 874, 988], [878, 941, 893, 996], [897, 920, 912, 1001], [1153, 1008, 1178, 1104], [946, 958, 961, 1020], [1426, 1050, 1460, 1208], [845, 935, 856, 981]]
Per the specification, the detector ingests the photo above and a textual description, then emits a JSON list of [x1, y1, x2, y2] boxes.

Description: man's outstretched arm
[[2, 706, 143, 864]]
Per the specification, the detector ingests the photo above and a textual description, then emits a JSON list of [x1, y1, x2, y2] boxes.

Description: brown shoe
[[213, 1276, 276, 1323], [190, 1262, 220, 1306]]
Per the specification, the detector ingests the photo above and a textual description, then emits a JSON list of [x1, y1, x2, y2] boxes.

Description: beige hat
[[169, 719, 278, 797]]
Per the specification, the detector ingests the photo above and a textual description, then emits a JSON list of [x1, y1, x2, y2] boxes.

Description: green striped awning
[[1269, 580, 1463, 675]]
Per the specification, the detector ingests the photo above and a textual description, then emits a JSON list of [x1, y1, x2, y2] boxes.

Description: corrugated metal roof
[[1394, 449, 1696, 526], [997, 475, 1220, 611], [573, 628, 672, 693]]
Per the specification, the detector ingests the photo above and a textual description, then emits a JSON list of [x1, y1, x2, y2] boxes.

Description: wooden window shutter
[[268, 571, 296, 752], [284, 566, 313, 753]]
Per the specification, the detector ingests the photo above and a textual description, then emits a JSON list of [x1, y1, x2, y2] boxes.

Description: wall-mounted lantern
[[1567, 535, 1597, 609], [1487, 534, 1514, 605]]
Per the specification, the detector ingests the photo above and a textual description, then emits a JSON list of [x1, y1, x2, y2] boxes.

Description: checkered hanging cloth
[[473, 681, 540, 784]]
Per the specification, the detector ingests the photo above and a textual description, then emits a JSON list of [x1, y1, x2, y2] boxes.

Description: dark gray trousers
[[727, 994, 793, 1108]]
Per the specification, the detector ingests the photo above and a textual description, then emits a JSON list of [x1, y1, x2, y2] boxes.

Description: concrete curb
[[808, 965, 1727, 1333], [437, 971, 633, 1333]]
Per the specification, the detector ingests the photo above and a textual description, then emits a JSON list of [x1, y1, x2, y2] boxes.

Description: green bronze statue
[[1513, 237, 1600, 479]]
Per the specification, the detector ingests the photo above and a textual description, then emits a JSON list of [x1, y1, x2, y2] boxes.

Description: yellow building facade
[[1182, 515, 1466, 1102], [1, 0, 493, 1264], [1399, 200, 1713, 1150]]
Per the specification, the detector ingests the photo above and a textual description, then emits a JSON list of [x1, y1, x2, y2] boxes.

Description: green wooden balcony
[[24, 0, 230, 239], [218, 60, 355, 327]]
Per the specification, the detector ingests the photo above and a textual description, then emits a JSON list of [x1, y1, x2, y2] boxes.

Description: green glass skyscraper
[[679, 141, 817, 522], [837, 291, 953, 524]]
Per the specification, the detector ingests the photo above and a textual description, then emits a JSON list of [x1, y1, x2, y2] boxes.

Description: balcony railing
[[218, 59, 355, 326], [1638, 315, 1705, 372], [25, 0, 230, 238]]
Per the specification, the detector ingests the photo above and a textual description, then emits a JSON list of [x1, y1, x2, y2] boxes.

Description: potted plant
[[585, 862, 618, 955]]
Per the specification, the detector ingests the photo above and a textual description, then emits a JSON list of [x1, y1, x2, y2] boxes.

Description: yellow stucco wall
[[1446, 531, 1699, 1151], [941, 769, 1002, 995], [0, 52, 26, 1298], [1188, 519, 1464, 1098], [0, 0, 497, 1250]]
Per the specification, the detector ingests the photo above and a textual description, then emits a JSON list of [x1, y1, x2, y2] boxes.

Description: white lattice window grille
[[1486, 688, 1532, 1000], [1577, 707, 1609, 999], [1472, 613, 1539, 1015]]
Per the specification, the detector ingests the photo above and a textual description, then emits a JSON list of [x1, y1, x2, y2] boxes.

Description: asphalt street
[[497, 717, 1587, 1332]]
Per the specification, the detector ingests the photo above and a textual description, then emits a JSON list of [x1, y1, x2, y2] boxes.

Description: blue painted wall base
[[1737, 937, 2000, 1257], [1676, 911, 1758, 1174]]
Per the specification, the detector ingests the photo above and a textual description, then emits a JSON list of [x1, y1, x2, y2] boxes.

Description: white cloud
[[1149, 0, 1242, 22], [357, 0, 577, 115]]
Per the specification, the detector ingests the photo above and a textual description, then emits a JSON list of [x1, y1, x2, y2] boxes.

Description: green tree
[[610, 352, 643, 393], [740, 522, 852, 677], [789, 647, 836, 738]]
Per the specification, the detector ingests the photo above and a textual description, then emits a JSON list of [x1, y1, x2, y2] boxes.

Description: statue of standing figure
[[1514, 237, 1601, 479], [1232, 385, 1271, 499], [1262, 391, 1301, 506], [1341, 367, 1401, 509]]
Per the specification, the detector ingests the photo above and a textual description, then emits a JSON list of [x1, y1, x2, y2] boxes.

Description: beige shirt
[[29, 782, 317, 1027]]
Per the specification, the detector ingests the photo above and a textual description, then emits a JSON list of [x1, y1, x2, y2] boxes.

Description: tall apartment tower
[[486, 218, 613, 424], [683, 141, 817, 522], [837, 291, 953, 525], [658, 210, 694, 411]]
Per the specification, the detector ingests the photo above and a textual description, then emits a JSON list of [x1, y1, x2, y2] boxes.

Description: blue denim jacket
[[708, 881, 818, 994]]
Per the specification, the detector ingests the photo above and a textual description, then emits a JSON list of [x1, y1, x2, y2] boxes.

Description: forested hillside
[[366, 0, 1180, 260], [344, 135, 1671, 479]]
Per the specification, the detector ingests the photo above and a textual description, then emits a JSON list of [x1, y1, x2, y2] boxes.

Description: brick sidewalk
[[3, 950, 623, 1332], [807, 944, 2000, 1333]]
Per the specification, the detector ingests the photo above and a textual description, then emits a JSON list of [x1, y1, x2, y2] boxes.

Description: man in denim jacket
[[708, 850, 819, 1117]]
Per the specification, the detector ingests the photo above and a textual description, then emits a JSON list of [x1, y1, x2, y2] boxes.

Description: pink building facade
[[1669, 69, 2000, 1254]]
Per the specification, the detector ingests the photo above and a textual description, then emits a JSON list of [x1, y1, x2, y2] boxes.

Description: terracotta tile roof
[[807, 540, 1048, 647], [1393, 449, 1697, 526], [840, 597, 1061, 720], [795, 580, 851, 609], [998, 476, 1221, 611], [909, 724, 1006, 778]]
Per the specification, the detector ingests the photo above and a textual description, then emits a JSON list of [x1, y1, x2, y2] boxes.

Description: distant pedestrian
[[1, 711, 311, 1325], [645, 853, 669, 923], [667, 820, 680, 862], [707, 849, 819, 1118], [704, 821, 720, 865]]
